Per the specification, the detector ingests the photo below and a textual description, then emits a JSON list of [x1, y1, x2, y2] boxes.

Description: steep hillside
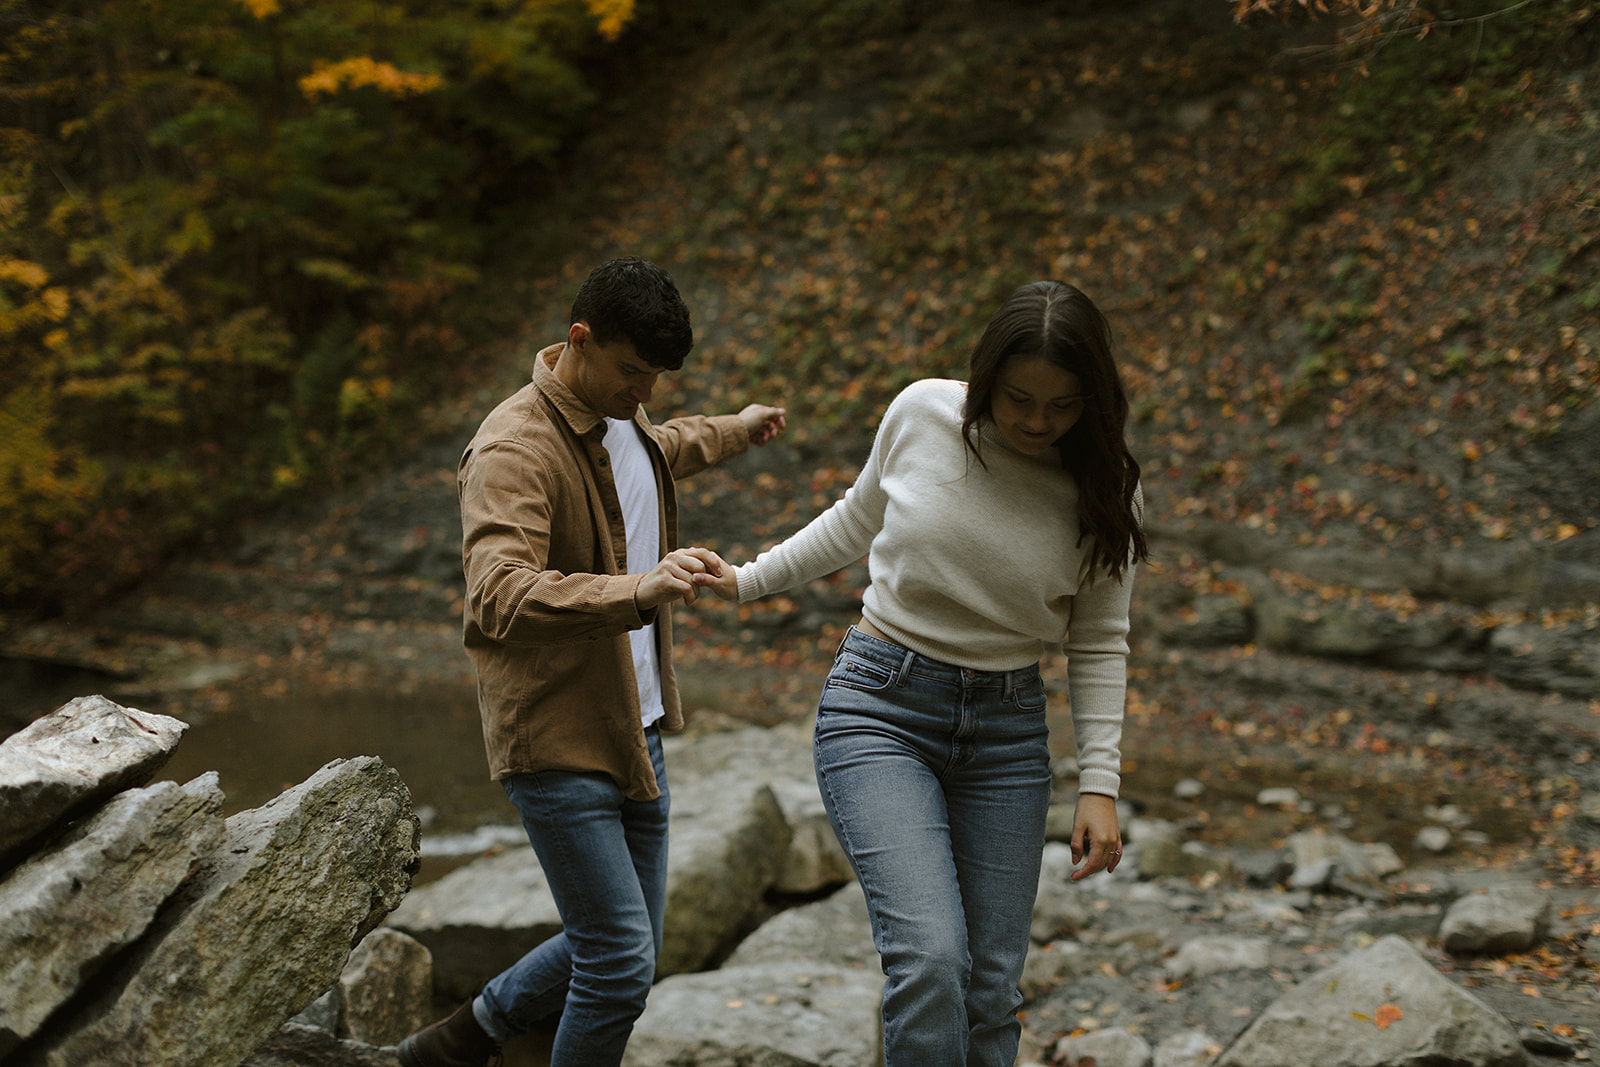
[[513, 0, 1600, 712]]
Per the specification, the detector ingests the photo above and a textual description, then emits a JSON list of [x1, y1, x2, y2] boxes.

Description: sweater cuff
[[733, 564, 762, 603], [1076, 768, 1121, 799]]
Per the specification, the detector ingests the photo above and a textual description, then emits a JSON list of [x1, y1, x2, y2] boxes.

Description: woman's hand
[[637, 547, 725, 609], [687, 549, 740, 601], [1069, 792, 1123, 882]]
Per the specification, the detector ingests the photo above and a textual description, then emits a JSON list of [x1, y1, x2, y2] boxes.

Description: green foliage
[[1290, 0, 1593, 211], [0, 0, 631, 609]]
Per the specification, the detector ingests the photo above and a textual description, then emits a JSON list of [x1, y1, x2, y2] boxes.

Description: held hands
[[1069, 792, 1123, 882], [636, 548, 727, 610], [739, 404, 788, 447], [690, 550, 739, 601]]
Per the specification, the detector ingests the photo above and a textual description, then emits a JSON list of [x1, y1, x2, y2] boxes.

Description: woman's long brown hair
[[961, 280, 1149, 582]]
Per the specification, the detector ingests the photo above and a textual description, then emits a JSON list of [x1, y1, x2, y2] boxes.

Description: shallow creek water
[[151, 667, 1534, 888]]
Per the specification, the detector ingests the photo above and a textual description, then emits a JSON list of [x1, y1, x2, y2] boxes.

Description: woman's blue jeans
[[473, 725, 669, 1067], [815, 628, 1053, 1067]]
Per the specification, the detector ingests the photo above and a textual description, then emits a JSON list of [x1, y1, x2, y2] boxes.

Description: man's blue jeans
[[814, 628, 1053, 1067], [473, 725, 669, 1067]]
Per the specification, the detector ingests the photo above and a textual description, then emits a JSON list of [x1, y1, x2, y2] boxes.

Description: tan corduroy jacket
[[458, 344, 750, 800]]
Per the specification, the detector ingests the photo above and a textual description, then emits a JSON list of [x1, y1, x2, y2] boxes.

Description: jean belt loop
[[893, 647, 916, 687], [1002, 669, 1015, 703]]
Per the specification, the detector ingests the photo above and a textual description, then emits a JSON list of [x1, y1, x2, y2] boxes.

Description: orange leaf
[[1374, 1003, 1403, 1029]]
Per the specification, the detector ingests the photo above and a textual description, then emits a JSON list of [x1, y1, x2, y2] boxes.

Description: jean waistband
[[839, 626, 1038, 692]]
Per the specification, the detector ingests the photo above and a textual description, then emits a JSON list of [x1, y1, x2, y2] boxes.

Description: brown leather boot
[[396, 999, 502, 1067]]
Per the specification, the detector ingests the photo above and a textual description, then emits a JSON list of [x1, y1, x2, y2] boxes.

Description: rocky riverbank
[[1, 414, 1597, 1065], [6, 694, 1593, 1066]]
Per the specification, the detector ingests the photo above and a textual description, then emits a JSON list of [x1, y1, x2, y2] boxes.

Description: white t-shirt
[[604, 417, 665, 729]]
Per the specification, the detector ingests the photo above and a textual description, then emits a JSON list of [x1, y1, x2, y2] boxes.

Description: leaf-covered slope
[[525, 0, 1598, 616]]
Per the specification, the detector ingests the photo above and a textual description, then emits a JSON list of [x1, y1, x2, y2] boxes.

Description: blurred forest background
[[1, 0, 1596, 627]]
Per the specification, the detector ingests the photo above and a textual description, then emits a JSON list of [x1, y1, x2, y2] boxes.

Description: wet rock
[[1213, 934, 1527, 1067], [665, 887, 885, 1062], [1250, 582, 1489, 672], [768, 775, 853, 894], [1230, 848, 1291, 887], [1329, 903, 1445, 942], [1488, 621, 1600, 698], [1225, 888, 1306, 928], [1139, 836, 1233, 881], [385, 841, 563, 1002], [390, 757, 795, 999], [1054, 1026, 1153, 1067], [1158, 594, 1254, 648], [1033, 842, 1098, 942], [622, 962, 884, 1067], [293, 990, 341, 1033], [659, 772, 793, 975], [725, 881, 875, 970], [1440, 883, 1552, 956], [1021, 940, 1123, 1001], [1519, 1025, 1580, 1058], [242, 1021, 400, 1066], [665, 724, 847, 895], [0, 695, 187, 865], [1416, 825, 1453, 853], [1155, 1029, 1221, 1067], [337, 927, 433, 1045], [1164, 936, 1270, 979], [12, 756, 419, 1067], [0, 773, 224, 1056]]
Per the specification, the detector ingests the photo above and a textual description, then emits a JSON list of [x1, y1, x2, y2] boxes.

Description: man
[[399, 257, 786, 1067]]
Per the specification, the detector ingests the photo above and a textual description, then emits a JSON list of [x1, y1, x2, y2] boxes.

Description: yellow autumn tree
[[299, 57, 443, 100], [0, 0, 643, 608]]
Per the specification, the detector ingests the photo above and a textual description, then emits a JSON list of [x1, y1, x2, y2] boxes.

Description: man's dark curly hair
[[570, 256, 694, 370]]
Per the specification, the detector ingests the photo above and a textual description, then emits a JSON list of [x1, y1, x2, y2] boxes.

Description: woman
[[696, 279, 1147, 1067]]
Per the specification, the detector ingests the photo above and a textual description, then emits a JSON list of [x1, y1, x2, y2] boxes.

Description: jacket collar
[[532, 343, 607, 437]]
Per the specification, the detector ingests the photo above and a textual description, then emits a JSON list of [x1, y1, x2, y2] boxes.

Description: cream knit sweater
[[734, 378, 1137, 798]]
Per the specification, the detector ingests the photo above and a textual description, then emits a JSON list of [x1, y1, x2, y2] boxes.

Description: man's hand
[[739, 404, 787, 446], [636, 547, 724, 610]]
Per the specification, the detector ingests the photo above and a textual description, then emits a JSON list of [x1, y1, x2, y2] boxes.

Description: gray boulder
[[659, 771, 793, 974], [622, 962, 884, 1067], [388, 759, 796, 999], [0, 773, 224, 1056], [666, 723, 850, 895], [1214, 934, 1526, 1067], [338, 927, 433, 1045], [0, 695, 187, 864], [1053, 1027, 1153, 1067], [1164, 936, 1270, 980], [725, 880, 876, 970], [1032, 841, 1096, 943], [243, 1021, 401, 1066], [386, 844, 561, 1002], [1489, 620, 1600, 697], [1154, 1029, 1221, 1067], [12, 756, 419, 1067], [626, 880, 884, 1067], [1440, 884, 1552, 956]]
